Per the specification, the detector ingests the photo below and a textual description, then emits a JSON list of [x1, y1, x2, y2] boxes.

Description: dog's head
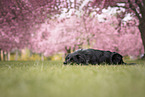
[[63, 54, 72, 65], [63, 53, 87, 65], [111, 53, 124, 64]]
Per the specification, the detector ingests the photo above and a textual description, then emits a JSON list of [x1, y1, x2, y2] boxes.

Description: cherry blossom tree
[[0, 0, 63, 52], [91, 16, 143, 57], [86, 0, 145, 57], [0, 0, 66, 60], [0, 0, 144, 60], [29, 14, 143, 58], [29, 15, 90, 56], [0, 0, 90, 60]]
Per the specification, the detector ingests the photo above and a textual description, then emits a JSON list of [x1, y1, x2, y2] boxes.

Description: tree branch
[[135, 0, 145, 19], [114, 5, 127, 9], [132, 8, 141, 20], [128, 0, 141, 20]]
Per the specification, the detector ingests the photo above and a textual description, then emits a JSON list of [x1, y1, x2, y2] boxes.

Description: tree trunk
[[3, 51, 5, 61], [7, 52, 10, 61], [0, 49, 1, 61], [15, 50, 19, 61], [65, 47, 71, 56], [41, 54, 44, 61], [139, 20, 145, 59]]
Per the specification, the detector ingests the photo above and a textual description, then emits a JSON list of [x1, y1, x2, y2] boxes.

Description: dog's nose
[[63, 62, 67, 64]]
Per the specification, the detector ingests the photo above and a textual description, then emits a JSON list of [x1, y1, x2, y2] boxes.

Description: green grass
[[0, 60, 145, 97]]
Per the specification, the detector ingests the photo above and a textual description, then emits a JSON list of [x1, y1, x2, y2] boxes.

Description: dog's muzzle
[[63, 61, 67, 65]]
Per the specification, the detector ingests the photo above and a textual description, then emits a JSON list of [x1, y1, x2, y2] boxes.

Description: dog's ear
[[111, 53, 123, 64], [72, 54, 80, 64], [73, 54, 86, 64]]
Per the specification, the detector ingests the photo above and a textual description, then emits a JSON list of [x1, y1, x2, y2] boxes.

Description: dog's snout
[[63, 61, 67, 64]]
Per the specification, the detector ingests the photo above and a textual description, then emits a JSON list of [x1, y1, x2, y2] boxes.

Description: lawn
[[0, 60, 145, 97]]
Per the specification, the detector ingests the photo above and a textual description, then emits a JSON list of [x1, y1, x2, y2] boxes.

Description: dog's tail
[[123, 62, 137, 65]]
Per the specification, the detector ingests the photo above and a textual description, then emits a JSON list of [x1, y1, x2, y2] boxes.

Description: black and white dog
[[63, 49, 132, 65]]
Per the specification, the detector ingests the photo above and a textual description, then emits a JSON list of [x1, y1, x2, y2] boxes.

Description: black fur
[[63, 49, 130, 65]]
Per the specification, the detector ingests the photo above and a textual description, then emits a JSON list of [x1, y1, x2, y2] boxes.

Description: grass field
[[0, 60, 145, 97]]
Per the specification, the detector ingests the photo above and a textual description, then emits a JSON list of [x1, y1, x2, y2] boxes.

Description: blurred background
[[0, 0, 145, 61]]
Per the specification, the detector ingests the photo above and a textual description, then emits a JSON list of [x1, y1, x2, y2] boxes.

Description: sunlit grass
[[0, 60, 145, 97]]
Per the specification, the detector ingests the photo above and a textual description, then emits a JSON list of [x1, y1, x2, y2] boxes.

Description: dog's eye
[[70, 58, 73, 61]]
